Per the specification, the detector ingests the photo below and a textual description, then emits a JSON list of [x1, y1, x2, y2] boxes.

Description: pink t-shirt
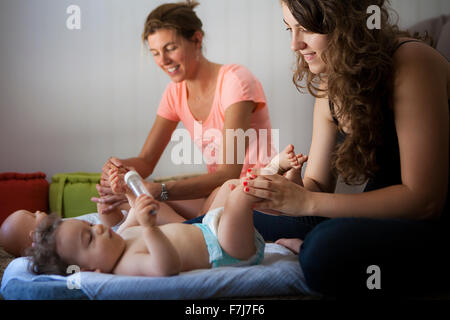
[[157, 64, 277, 177]]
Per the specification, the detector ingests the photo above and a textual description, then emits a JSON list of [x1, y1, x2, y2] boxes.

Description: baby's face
[[56, 220, 126, 273], [0, 210, 47, 257], [14, 209, 48, 230]]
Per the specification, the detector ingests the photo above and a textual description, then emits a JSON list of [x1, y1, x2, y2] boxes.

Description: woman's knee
[[223, 179, 241, 189], [298, 217, 448, 296]]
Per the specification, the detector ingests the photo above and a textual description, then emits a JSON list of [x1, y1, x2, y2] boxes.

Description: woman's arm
[[92, 116, 178, 211], [247, 93, 339, 214], [151, 101, 256, 201], [302, 91, 339, 193], [315, 42, 448, 220], [117, 115, 179, 178], [250, 43, 448, 220]]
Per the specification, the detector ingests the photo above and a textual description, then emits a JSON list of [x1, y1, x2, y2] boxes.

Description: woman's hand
[[91, 157, 128, 213], [244, 169, 313, 216], [93, 192, 128, 214]]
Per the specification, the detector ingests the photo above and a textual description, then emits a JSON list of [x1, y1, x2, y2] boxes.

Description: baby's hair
[[26, 213, 69, 276]]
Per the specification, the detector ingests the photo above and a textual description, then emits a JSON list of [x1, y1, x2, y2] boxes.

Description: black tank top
[[329, 40, 449, 219]]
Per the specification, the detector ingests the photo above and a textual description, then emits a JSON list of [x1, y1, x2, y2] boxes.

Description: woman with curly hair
[[243, 0, 449, 297]]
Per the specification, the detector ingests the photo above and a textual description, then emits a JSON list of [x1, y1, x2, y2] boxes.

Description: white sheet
[[1, 243, 316, 299]]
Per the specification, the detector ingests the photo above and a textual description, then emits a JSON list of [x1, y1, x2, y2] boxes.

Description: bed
[[0, 243, 318, 300]]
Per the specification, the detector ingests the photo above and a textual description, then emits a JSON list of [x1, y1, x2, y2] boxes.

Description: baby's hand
[[134, 194, 159, 227]]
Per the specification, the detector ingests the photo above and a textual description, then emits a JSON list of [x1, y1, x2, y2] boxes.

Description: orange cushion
[[0, 172, 49, 225]]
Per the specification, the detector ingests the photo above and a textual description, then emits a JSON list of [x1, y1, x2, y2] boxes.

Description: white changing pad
[[1, 243, 316, 299]]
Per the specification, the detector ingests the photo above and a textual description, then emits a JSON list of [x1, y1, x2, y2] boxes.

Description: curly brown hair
[[142, 1, 204, 44], [281, 0, 417, 184], [26, 213, 69, 276]]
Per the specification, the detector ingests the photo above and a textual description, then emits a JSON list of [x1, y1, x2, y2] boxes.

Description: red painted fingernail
[[247, 169, 252, 173], [244, 187, 249, 192], [243, 181, 248, 186]]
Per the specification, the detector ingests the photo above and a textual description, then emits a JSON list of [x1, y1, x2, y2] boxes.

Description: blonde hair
[[142, 1, 204, 44]]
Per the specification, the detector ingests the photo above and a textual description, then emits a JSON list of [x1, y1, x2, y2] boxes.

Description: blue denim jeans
[[298, 217, 450, 297]]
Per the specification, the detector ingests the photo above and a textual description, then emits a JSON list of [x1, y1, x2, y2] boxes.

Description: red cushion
[[0, 172, 49, 225]]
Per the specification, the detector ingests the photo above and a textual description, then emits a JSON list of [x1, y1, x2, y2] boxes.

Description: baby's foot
[[284, 153, 308, 186], [275, 238, 303, 255], [262, 144, 297, 175], [291, 153, 308, 170], [109, 167, 129, 195]]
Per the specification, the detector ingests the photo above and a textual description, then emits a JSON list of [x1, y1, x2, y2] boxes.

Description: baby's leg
[[207, 179, 241, 211], [155, 202, 186, 224], [217, 182, 260, 260], [198, 186, 221, 215]]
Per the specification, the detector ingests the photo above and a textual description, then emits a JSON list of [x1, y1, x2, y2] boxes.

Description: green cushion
[[49, 172, 101, 218]]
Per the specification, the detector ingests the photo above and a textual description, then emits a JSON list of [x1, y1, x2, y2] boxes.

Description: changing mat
[[1, 244, 316, 300]]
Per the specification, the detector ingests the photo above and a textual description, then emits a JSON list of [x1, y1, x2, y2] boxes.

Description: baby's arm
[[108, 167, 141, 233], [97, 203, 125, 228], [116, 207, 137, 234], [132, 195, 181, 276]]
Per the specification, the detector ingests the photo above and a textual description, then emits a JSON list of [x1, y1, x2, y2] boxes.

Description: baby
[[0, 203, 127, 257], [0, 210, 48, 257], [27, 145, 306, 276]]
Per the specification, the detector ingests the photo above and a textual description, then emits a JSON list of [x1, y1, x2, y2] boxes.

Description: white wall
[[0, 0, 449, 184], [390, 0, 450, 28]]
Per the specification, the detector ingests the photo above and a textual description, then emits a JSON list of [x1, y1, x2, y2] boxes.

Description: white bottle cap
[[124, 170, 141, 185]]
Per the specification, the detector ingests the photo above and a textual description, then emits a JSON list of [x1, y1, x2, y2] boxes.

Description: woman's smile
[[303, 52, 316, 62], [167, 65, 180, 75]]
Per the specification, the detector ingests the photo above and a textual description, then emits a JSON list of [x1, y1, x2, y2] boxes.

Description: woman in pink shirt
[[94, 1, 276, 222]]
